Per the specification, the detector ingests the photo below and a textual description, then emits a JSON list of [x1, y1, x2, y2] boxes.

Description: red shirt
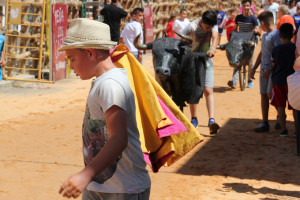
[[166, 21, 175, 38], [225, 19, 235, 41]]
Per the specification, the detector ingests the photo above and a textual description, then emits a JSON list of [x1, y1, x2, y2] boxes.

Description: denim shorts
[[205, 66, 214, 88], [259, 68, 272, 94], [82, 187, 150, 200]]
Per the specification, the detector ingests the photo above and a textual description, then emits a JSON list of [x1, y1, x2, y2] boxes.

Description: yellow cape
[[111, 44, 203, 172]]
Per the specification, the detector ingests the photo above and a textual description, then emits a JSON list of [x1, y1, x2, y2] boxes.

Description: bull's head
[[134, 33, 193, 77], [218, 31, 255, 68], [225, 40, 254, 67]]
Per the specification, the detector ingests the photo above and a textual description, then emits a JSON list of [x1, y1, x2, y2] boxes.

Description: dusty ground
[[0, 38, 300, 200]]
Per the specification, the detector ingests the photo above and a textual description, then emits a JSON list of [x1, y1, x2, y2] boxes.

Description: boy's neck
[[266, 25, 275, 33]]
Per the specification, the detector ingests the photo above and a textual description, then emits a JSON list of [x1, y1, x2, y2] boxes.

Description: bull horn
[[175, 32, 193, 43], [162, 31, 168, 38], [134, 34, 153, 50]]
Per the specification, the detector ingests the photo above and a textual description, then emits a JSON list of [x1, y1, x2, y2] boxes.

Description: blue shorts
[[218, 28, 223, 34]]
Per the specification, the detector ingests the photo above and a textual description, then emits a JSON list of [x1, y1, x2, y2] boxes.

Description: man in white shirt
[[264, 0, 279, 24], [172, 8, 190, 38], [120, 8, 144, 63]]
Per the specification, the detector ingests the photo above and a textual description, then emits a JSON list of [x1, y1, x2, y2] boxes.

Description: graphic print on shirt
[[82, 104, 121, 184]]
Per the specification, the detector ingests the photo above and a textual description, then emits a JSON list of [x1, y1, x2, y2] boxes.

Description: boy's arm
[[250, 50, 262, 79], [0, 50, 5, 66], [59, 105, 128, 198], [219, 17, 226, 28], [207, 27, 218, 57]]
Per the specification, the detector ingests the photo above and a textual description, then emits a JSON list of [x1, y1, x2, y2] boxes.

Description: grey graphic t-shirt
[[181, 18, 218, 69], [83, 68, 150, 193]]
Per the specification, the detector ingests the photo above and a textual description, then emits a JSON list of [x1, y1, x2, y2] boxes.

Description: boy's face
[[66, 49, 95, 80], [180, 11, 188, 20], [218, 4, 223, 11], [259, 20, 267, 32], [132, 12, 144, 23], [242, 2, 251, 15], [268, 0, 273, 5], [230, 11, 237, 19], [199, 20, 214, 32], [297, 8, 300, 15]]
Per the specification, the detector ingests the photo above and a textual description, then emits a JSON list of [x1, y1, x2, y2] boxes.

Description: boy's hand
[[0, 59, 6, 67], [207, 49, 215, 58], [59, 170, 92, 199], [262, 69, 271, 79], [250, 70, 256, 80]]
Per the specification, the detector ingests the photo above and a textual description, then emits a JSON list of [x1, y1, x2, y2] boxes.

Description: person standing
[[224, 9, 237, 41], [250, 11, 281, 132], [172, 9, 190, 37], [58, 18, 151, 199], [264, 0, 279, 25], [166, 13, 176, 38], [120, 8, 144, 63], [216, 2, 227, 46], [227, 0, 260, 89], [271, 23, 296, 136], [100, 0, 130, 43], [181, 10, 220, 134]]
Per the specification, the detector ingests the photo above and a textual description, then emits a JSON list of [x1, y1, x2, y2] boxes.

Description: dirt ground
[[1, 37, 300, 200]]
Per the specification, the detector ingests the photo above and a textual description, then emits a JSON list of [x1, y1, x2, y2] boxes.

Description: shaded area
[[223, 183, 300, 199], [177, 118, 300, 186], [213, 86, 232, 93]]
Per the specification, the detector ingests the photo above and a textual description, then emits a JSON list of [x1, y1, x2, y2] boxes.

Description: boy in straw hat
[[58, 18, 151, 199]]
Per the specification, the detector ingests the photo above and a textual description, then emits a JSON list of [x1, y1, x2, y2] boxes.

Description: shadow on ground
[[223, 183, 300, 199], [177, 118, 300, 188]]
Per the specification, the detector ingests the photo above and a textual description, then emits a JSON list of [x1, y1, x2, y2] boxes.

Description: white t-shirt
[[121, 21, 143, 53], [172, 18, 190, 38], [264, 3, 279, 25], [84, 68, 151, 194]]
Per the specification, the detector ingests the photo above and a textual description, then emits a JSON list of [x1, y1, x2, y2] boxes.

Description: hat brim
[[58, 41, 117, 51]]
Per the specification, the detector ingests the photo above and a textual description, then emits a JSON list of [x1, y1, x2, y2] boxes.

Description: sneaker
[[227, 80, 236, 89], [247, 81, 253, 88], [275, 116, 281, 130], [279, 129, 288, 137], [208, 118, 220, 134], [191, 118, 198, 128], [254, 122, 270, 132]]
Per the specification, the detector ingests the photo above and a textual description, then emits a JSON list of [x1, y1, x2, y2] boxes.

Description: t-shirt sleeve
[[98, 79, 127, 113], [119, 8, 128, 18], [251, 15, 258, 27]]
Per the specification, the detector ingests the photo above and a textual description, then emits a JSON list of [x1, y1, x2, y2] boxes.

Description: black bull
[[134, 34, 207, 109], [219, 31, 255, 67]]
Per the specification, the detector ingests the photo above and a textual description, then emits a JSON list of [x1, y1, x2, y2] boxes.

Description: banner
[[52, 4, 68, 81], [143, 6, 153, 54]]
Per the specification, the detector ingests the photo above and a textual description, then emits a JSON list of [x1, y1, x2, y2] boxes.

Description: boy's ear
[[85, 49, 97, 61]]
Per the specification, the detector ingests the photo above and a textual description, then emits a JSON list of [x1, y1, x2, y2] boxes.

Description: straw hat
[[58, 18, 117, 51]]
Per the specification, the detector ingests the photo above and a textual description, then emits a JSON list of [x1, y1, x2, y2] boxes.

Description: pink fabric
[[156, 96, 188, 138], [143, 151, 175, 172]]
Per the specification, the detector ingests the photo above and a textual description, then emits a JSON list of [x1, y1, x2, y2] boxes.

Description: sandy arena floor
[[0, 38, 300, 200]]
